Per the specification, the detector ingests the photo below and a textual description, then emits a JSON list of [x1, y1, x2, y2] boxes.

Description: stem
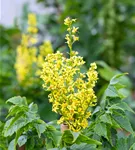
[[69, 46, 72, 57], [68, 24, 73, 57]]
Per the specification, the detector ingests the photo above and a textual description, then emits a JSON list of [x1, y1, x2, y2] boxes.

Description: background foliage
[[0, 0, 135, 136], [1, 74, 135, 149]]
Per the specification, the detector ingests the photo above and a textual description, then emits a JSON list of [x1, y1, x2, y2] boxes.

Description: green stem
[[68, 24, 73, 57], [69, 46, 72, 57]]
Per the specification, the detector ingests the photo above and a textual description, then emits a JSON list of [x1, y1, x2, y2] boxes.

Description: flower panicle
[[15, 13, 53, 85], [40, 17, 98, 132], [41, 51, 98, 132], [64, 17, 79, 55]]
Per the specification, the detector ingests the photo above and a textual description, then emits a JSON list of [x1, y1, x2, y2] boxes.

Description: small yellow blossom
[[72, 35, 79, 41], [64, 17, 77, 26], [64, 17, 79, 53], [21, 34, 29, 46], [36, 41, 53, 76], [39, 41, 53, 56], [28, 13, 37, 26], [27, 26, 38, 34], [72, 27, 79, 34], [27, 13, 38, 34], [29, 37, 37, 44], [64, 17, 76, 26]]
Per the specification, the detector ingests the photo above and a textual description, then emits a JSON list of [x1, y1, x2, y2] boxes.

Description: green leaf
[[107, 128, 117, 147], [26, 137, 35, 150], [105, 85, 119, 97], [100, 114, 112, 125], [0, 122, 7, 147], [8, 140, 15, 150], [127, 135, 135, 150], [109, 104, 125, 112], [75, 134, 102, 145], [26, 111, 39, 122], [46, 125, 56, 131], [0, 144, 7, 150], [62, 130, 74, 144], [48, 148, 66, 150], [116, 102, 135, 114], [15, 129, 24, 149], [51, 130, 62, 146], [48, 148, 60, 150], [129, 143, 135, 150], [4, 117, 27, 137], [94, 123, 108, 139], [17, 135, 27, 147], [112, 112, 134, 133], [97, 61, 117, 81], [29, 103, 38, 113], [70, 143, 97, 150], [6, 105, 28, 118], [92, 106, 101, 115], [105, 73, 129, 99], [6, 96, 27, 105], [110, 73, 127, 85], [34, 123, 46, 137], [72, 132, 80, 142], [45, 125, 62, 147], [109, 102, 135, 115], [111, 117, 121, 129], [116, 138, 128, 150], [108, 97, 121, 105], [22, 97, 28, 105], [3, 118, 14, 136]]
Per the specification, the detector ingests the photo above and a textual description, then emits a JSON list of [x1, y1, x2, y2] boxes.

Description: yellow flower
[[27, 13, 38, 34], [15, 46, 36, 84], [21, 34, 29, 46], [64, 17, 77, 26], [64, 17, 79, 52], [29, 37, 37, 44], [72, 27, 79, 34], [15, 13, 53, 85], [41, 51, 98, 131], [72, 35, 79, 42], [28, 13, 37, 26], [39, 41, 53, 56], [27, 26, 38, 34], [36, 41, 54, 76]]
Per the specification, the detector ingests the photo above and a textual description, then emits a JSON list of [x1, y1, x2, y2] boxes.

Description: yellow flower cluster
[[15, 46, 37, 83], [41, 17, 98, 131], [36, 41, 53, 76], [64, 17, 79, 54], [15, 24, 37, 84], [15, 14, 53, 85], [41, 52, 98, 131]]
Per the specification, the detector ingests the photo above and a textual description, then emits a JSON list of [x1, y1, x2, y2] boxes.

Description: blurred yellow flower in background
[[15, 14, 53, 85], [27, 13, 38, 34]]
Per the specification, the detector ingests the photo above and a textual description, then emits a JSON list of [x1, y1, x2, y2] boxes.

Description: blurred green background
[[0, 0, 135, 129]]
